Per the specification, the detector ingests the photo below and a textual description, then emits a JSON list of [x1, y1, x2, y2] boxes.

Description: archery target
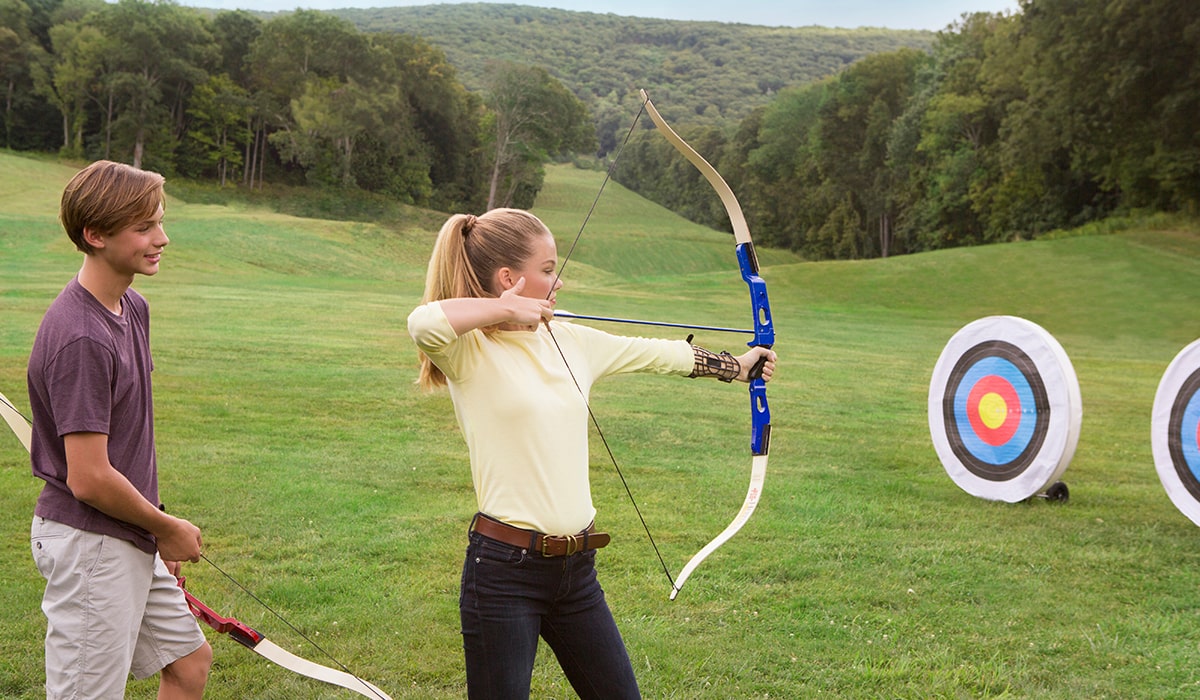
[[1151, 339, 1200, 526], [929, 316, 1082, 502]]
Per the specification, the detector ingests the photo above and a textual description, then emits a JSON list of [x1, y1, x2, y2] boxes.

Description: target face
[[929, 316, 1082, 502], [1151, 339, 1200, 526]]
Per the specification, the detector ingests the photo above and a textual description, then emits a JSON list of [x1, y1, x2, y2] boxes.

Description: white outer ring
[[1151, 339, 1200, 526], [928, 316, 1082, 502]]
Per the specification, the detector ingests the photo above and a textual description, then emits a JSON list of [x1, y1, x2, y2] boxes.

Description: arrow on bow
[[0, 389, 392, 699], [547, 91, 774, 599], [553, 310, 754, 335]]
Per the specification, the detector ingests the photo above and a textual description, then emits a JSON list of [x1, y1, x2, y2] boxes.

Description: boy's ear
[[82, 227, 106, 250]]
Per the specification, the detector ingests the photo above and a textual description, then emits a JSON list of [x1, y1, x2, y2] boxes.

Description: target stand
[[928, 316, 1082, 503], [1151, 339, 1200, 526]]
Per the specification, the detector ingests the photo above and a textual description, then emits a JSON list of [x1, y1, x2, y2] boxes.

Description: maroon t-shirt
[[27, 278, 160, 554]]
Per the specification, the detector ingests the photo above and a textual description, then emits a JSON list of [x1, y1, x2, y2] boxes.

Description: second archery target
[[929, 316, 1082, 502], [1151, 339, 1200, 527]]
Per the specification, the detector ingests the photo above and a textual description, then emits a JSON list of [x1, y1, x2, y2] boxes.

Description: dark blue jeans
[[460, 530, 641, 699]]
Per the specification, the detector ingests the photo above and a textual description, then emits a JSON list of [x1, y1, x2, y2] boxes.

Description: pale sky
[[174, 0, 1022, 31]]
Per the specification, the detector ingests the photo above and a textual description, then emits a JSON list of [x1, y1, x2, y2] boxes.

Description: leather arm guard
[[689, 345, 741, 383]]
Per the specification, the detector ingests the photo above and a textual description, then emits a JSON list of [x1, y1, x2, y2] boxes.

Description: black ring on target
[[942, 340, 1051, 481], [1168, 367, 1200, 501]]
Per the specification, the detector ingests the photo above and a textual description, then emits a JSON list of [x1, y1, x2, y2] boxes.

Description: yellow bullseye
[[978, 392, 1008, 429]]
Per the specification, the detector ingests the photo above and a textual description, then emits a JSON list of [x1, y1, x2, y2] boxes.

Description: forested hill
[[325, 4, 933, 127]]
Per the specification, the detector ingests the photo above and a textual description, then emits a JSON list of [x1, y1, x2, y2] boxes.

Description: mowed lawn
[[1, 152, 1199, 698]]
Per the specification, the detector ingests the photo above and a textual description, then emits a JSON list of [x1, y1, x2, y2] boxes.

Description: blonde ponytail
[[416, 209, 552, 390]]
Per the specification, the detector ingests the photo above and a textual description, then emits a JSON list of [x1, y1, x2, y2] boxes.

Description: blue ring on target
[[952, 356, 1038, 466], [943, 341, 1051, 481], [1168, 368, 1200, 500]]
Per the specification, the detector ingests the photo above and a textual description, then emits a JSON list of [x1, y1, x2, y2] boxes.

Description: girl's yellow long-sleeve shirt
[[408, 301, 693, 535]]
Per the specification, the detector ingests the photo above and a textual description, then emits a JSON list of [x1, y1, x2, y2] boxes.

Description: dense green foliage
[[5, 0, 915, 215], [5, 1, 1197, 262], [0, 0, 598, 211], [479, 59, 597, 209], [617, 1, 1200, 258], [330, 3, 933, 152], [2, 1, 929, 215], [4, 152, 1200, 698]]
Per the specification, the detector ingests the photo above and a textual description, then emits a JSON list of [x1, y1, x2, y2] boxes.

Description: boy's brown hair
[[60, 160, 165, 254]]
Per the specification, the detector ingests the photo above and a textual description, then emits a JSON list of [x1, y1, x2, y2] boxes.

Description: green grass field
[[1, 151, 1199, 698]]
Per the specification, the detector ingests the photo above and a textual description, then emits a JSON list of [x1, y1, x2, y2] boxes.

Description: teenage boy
[[27, 160, 212, 699]]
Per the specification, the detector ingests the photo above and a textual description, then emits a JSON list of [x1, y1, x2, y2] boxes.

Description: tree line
[[330, 3, 933, 154], [4, 0, 1195, 260], [615, 0, 1200, 258], [1, 0, 593, 212]]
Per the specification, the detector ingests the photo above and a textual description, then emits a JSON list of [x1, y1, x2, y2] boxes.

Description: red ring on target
[[966, 375, 1021, 447]]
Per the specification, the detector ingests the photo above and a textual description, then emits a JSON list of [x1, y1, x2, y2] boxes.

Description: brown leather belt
[[470, 513, 610, 557]]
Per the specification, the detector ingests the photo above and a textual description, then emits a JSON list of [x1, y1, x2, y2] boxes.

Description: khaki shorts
[[31, 517, 206, 699]]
